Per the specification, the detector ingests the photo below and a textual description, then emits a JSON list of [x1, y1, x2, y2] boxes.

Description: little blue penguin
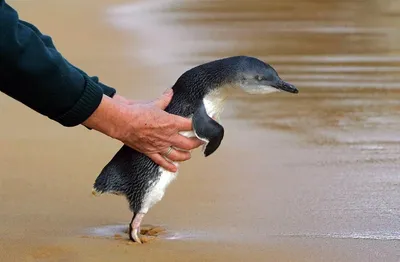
[[92, 56, 299, 243]]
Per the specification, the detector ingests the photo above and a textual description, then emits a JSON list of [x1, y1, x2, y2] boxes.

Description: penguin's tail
[[92, 165, 125, 197], [92, 146, 132, 198], [91, 187, 101, 196]]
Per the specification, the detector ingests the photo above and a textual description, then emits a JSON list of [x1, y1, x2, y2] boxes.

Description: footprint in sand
[[83, 224, 168, 244]]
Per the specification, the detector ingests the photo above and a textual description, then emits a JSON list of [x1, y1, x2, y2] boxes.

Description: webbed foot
[[129, 213, 145, 243], [128, 213, 167, 244]]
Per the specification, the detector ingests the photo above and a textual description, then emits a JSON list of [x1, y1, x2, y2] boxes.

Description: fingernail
[[163, 88, 173, 96]]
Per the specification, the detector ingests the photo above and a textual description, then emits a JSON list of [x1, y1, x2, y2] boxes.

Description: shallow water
[[1, 0, 399, 261]]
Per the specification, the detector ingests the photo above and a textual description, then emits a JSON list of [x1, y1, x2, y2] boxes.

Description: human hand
[[83, 89, 203, 172]]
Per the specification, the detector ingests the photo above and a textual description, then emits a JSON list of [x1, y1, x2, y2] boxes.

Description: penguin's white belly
[[138, 95, 225, 214], [139, 167, 178, 214], [138, 131, 196, 214]]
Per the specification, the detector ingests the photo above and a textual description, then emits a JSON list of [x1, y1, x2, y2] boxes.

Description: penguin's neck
[[203, 86, 230, 121]]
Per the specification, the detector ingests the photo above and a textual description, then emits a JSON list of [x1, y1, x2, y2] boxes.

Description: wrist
[[113, 94, 132, 105], [82, 95, 126, 140]]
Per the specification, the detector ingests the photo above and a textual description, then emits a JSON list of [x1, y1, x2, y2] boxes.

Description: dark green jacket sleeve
[[18, 20, 117, 98], [0, 1, 116, 127]]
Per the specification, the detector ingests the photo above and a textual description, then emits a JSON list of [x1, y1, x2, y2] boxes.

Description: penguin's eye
[[256, 75, 263, 81]]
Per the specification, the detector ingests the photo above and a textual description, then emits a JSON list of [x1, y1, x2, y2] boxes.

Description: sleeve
[[0, 1, 115, 127], [18, 20, 117, 98]]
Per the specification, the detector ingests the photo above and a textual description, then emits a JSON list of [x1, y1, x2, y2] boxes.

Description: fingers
[[153, 89, 173, 110], [163, 147, 191, 162], [154, 88, 197, 131], [148, 153, 177, 172], [170, 135, 204, 151], [174, 117, 193, 131], [147, 147, 194, 172]]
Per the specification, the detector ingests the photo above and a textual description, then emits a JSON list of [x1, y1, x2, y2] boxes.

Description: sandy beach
[[1, 0, 399, 261]]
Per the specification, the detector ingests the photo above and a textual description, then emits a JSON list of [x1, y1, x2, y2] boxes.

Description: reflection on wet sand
[[1, 0, 399, 261]]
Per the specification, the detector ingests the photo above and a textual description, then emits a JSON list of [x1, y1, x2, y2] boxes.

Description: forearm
[[0, 1, 106, 126]]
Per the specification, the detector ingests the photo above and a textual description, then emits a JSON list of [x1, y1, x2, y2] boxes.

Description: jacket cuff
[[88, 76, 116, 98], [99, 82, 116, 98], [54, 75, 103, 127]]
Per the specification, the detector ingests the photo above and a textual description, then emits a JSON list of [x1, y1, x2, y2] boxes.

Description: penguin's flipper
[[192, 102, 224, 157]]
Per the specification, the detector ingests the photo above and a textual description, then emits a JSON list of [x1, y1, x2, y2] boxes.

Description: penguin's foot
[[129, 213, 145, 243]]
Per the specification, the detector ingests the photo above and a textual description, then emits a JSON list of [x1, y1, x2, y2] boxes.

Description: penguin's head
[[232, 56, 298, 95]]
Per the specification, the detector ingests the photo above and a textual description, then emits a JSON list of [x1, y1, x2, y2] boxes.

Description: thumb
[[153, 88, 173, 109]]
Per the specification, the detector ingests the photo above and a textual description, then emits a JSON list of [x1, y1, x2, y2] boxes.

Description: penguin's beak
[[272, 80, 298, 94]]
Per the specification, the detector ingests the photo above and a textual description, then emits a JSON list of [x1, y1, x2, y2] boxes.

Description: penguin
[[92, 56, 298, 243]]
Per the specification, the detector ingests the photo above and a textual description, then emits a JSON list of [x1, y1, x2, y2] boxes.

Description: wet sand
[[1, 0, 399, 261]]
